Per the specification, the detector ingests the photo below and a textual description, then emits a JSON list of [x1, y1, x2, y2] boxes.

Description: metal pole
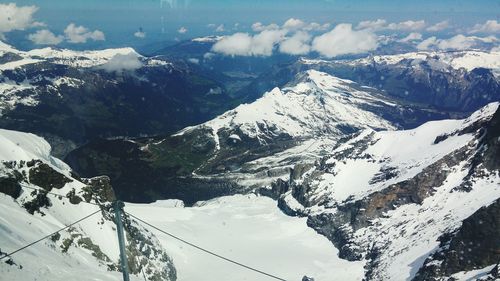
[[114, 200, 130, 281]]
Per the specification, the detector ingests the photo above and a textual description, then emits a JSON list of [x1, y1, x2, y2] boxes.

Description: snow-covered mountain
[[319, 50, 500, 72], [0, 41, 232, 157], [2, 41, 500, 281], [253, 50, 500, 113], [177, 69, 396, 152], [67, 69, 428, 203], [0, 128, 176, 281], [264, 102, 500, 280]]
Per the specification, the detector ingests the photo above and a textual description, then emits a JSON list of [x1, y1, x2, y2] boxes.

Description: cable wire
[[125, 212, 288, 281], [0, 209, 102, 261]]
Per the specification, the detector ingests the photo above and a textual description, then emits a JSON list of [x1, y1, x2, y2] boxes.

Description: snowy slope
[[177, 70, 396, 151], [0, 129, 175, 281], [126, 194, 365, 281], [0, 40, 171, 115], [304, 102, 499, 205], [0, 40, 140, 69], [348, 50, 500, 71], [270, 102, 500, 280]]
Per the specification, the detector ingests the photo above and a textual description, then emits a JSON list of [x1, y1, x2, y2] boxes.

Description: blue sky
[[2, 0, 499, 49], [11, 0, 499, 28]]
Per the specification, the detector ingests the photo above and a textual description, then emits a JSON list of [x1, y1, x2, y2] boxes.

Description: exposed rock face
[[0, 177, 21, 199], [28, 160, 72, 190], [266, 103, 500, 280], [482, 107, 500, 171], [413, 199, 500, 281]]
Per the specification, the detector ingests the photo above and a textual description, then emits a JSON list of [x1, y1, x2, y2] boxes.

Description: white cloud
[[134, 31, 146, 38], [416, 36, 437, 50], [100, 52, 142, 72], [283, 18, 306, 30], [304, 22, 331, 31], [0, 3, 43, 38], [211, 29, 287, 56], [28, 29, 63, 45], [212, 33, 252, 55], [279, 31, 311, 55], [311, 23, 378, 57], [188, 58, 200, 64], [203, 52, 215, 60], [356, 19, 425, 32], [178, 26, 188, 34], [436, 35, 476, 50], [387, 20, 426, 31], [469, 20, 500, 34], [251, 22, 279, 32], [417, 34, 497, 50], [356, 19, 387, 31], [426, 20, 450, 32], [64, 23, 105, 43], [253, 19, 329, 33], [399, 32, 422, 43], [215, 24, 225, 32]]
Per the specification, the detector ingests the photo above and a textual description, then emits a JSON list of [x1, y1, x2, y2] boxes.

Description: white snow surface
[[355, 166, 500, 281], [0, 41, 172, 115], [126, 194, 365, 281], [353, 50, 500, 71], [177, 70, 396, 150], [450, 264, 497, 281], [300, 50, 500, 71], [305, 102, 499, 204], [0, 128, 144, 281]]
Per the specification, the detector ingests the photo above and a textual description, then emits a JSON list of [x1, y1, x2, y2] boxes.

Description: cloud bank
[[212, 29, 286, 56], [356, 19, 426, 31], [212, 19, 378, 58], [64, 23, 105, 43], [417, 34, 498, 50], [0, 3, 43, 39], [312, 24, 378, 57], [469, 20, 500, 34], [100, 52, 143, 73], [28, 29, 63, 45], [279, 31, 311, 55], [211, 17, 499, 58], [427, 21, 450, 32]]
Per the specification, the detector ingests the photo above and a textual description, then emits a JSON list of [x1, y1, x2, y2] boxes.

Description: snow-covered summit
[[0, 40, 145, 69], [353, 50, 500, 71], [177, 70, 396, 150], [299, 50, 500, 71]]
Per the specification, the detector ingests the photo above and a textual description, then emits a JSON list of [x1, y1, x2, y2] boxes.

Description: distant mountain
[[66, 70, 450, 204], [152, 37, 298, 103], [0, 41, 234, 157], [244, 50, 500, 115]]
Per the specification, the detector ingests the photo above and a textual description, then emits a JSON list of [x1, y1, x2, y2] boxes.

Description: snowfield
[[126, 194, 365, 281]]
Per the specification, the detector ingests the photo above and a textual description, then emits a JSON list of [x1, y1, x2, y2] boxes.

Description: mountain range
[[1, 40, 499, 281]]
